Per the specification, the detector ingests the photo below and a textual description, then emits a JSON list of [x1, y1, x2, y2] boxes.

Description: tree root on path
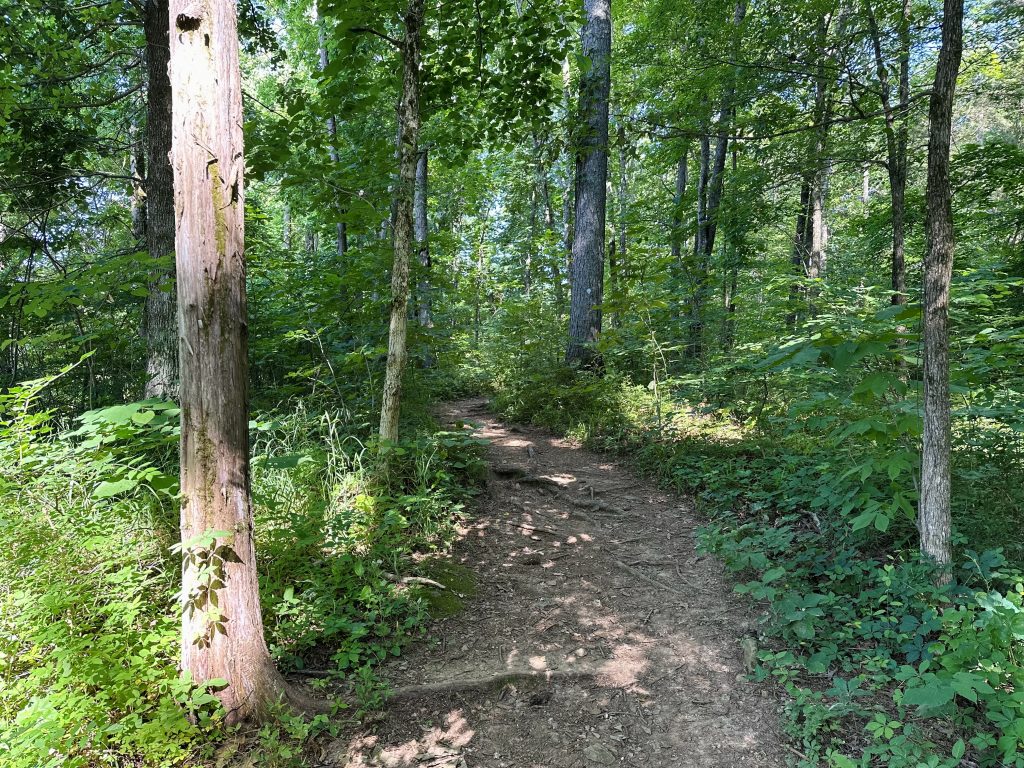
[[613, 559, 688, 597], [386, 668, 597, 702], [570, 497, 625, 515], [518, 474, 565, 490], [509, 522, 564, 537]]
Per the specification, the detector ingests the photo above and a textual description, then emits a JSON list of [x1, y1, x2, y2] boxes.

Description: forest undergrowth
[[0, 367, 487, 768], [480, 293, 1024, 768]]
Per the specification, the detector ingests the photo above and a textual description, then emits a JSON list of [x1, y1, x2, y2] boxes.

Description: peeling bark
[[170, 0, 303, 722]]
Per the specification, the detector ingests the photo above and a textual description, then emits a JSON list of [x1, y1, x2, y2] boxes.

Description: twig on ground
[[384, 573, 448, 590]]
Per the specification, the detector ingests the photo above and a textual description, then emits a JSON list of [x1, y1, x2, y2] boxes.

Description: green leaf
[[791, 620, 816, 640], [93, 477, 138, 498], [902, 680, 955, 709]]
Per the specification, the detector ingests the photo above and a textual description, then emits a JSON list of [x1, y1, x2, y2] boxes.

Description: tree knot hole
[[176, 10, 202, 32]]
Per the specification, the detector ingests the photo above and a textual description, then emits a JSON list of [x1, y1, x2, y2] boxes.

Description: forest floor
[[325, 398, 786, 768]]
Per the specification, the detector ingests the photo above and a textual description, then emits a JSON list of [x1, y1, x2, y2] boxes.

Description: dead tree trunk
[[169, 0, 305, 723]]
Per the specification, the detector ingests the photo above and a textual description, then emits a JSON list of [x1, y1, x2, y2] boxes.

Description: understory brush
[[481, 299, 1024, 768], [0, 371, 486, 768]]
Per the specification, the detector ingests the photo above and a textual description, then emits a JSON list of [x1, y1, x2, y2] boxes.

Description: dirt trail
[[328, 398, 785, 768]]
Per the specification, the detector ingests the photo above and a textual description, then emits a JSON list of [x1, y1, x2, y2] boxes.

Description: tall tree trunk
[[282, 203, 291, 249], [415, 148, 431, 328], [616, 121, 628, 280], [317, 22, 347, 260], [786, 178, 812, 327], [474, 222, 487, 346], [379, 0, 423, 442], [689, 0, 746, 357], [689, 133, 711, 356], [562, 168, 574, 294], [670, 145, 688, 263], [865, 0, 910, 305], [722, 144, 740, 350], [561, 57, 575, 300], [535, 143, 565, 307], [919, 0, 963, 577], [607, 236, 617, 325], [806, 15, 833, 305], [169, 0, 301, 722], [143, 0, 178, 400], [130, 123, 146, 246], [525, 185, 536, 296], [566, 0, 610, 367]]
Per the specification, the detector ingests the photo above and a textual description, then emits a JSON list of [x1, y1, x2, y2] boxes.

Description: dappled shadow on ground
[[326, 398, 784, 768]]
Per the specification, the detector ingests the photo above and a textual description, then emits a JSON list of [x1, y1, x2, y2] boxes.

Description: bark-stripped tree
[[142, 0, 177, 399], [170, 0, 303, 721], [566, 0, 611, 367], [919, 0, 964, 578]]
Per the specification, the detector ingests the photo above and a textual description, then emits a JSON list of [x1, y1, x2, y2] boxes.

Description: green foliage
[[0, 368, 485, 767], [482, 322, 1024, 767]]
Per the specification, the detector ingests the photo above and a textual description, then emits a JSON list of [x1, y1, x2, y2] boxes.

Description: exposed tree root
[[386, 668, 596, 702], [510, 522, 564, 537], [613, 559, 688, 597], [571, 496, 624, 515]]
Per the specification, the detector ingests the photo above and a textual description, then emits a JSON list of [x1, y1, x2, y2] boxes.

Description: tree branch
[[350, 26, 402, 49]]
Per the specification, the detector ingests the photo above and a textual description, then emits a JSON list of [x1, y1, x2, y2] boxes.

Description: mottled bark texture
[[143, 0, 178, 400], [379, 0, 423, 442], [566, 0, 610, 367], [170, 0, 293, 722], [920, 0, 963, 577]]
